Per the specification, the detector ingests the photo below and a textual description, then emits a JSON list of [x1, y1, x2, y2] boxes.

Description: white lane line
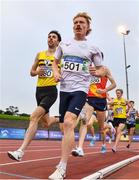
[[0, 150, 112, 166], [0, 171, 40, 179], [0, 149, 130, 166], [0, 155, 61, 166], [0, 145, 60, 148], [0, 146, 111, 153], [1, 145, 138, 154], [81, 155, 139, 180], [0, 146, 109, 153], [0, 146, 97, 153], [0, 148, 61, 153]]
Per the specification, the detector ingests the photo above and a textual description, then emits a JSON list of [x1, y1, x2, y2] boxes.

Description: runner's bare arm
[[52, 59, 61, 82], [30, 53, 45, 77], [105, 68, 116, 92]]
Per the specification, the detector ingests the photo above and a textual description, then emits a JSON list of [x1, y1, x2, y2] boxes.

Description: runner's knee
[[30, 113, 40, 123], [63, 119, 75, 130]]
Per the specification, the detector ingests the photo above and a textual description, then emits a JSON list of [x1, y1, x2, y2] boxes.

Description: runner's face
[[116, 91, 122, 98], [73, 17, 89, 39], [47, 33, 59, 48], [128, 102, 134, 108]]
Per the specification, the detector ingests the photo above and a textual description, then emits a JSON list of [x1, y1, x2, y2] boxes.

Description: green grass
[[0, 114, 29, 120], [135, 124, 139, 132]]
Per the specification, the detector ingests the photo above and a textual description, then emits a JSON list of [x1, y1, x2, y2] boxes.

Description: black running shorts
[[36, 86, 57, 113], [113, 118, 127, 127], [86, 97, 107, 111], [59, 91, 87, 123]]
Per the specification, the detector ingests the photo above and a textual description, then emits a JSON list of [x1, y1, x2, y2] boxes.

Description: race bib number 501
[[62, 55, 89, 73]]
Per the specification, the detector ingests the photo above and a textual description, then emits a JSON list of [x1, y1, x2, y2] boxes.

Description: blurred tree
[[5, 106, 19, 115], [0, 109, 4, 114], [19, 113, 30, 117]]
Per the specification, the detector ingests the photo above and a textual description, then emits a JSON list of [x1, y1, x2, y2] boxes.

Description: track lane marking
[[0, 171, 40, 179], [0, 148, 135, 166]]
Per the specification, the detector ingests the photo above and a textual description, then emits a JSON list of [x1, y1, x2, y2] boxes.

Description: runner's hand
[[96, 89, 106, 94], [54, 71, 61, 82], [37, 66, 46, 77]]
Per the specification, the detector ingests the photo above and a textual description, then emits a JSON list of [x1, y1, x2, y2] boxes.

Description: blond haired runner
[[7, 31, 61, 161], [49, 12, 104, 179], [111, 89, 128, 152]]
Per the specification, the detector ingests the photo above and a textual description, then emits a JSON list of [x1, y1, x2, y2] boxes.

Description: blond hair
[[116, 89, 123, 94], [73, 12, 92, 36]]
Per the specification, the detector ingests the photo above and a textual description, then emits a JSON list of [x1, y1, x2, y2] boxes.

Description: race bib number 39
[[62, 55, 89, 73]]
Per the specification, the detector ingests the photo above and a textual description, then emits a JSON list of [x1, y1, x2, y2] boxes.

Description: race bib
[[115, 107, 123, 115], [91, 76, 101, 84], [40, 60, 53, 77], [43, 67, 53, 77], [127, 118, 135, 124], [62, 55, 90, 73]]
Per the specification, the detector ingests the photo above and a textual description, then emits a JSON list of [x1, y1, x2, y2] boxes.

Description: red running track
[[0, 140, 139, 179]]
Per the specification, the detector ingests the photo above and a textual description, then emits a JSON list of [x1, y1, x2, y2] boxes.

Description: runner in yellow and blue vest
[[110, 88, 128, 152], [7, 30, 61, 161], [126, 100, 138, 148]]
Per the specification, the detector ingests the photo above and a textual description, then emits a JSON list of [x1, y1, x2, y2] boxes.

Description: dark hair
[[129, 100, 134, 104], [48, 30, 62, 42]]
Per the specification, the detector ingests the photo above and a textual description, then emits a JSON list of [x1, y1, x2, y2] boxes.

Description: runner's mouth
[[76, 28, 82, 31], [49, 40, 53, 44]]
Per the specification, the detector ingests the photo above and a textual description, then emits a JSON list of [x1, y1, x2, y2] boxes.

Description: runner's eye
[[48, 35, 57, 39]]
